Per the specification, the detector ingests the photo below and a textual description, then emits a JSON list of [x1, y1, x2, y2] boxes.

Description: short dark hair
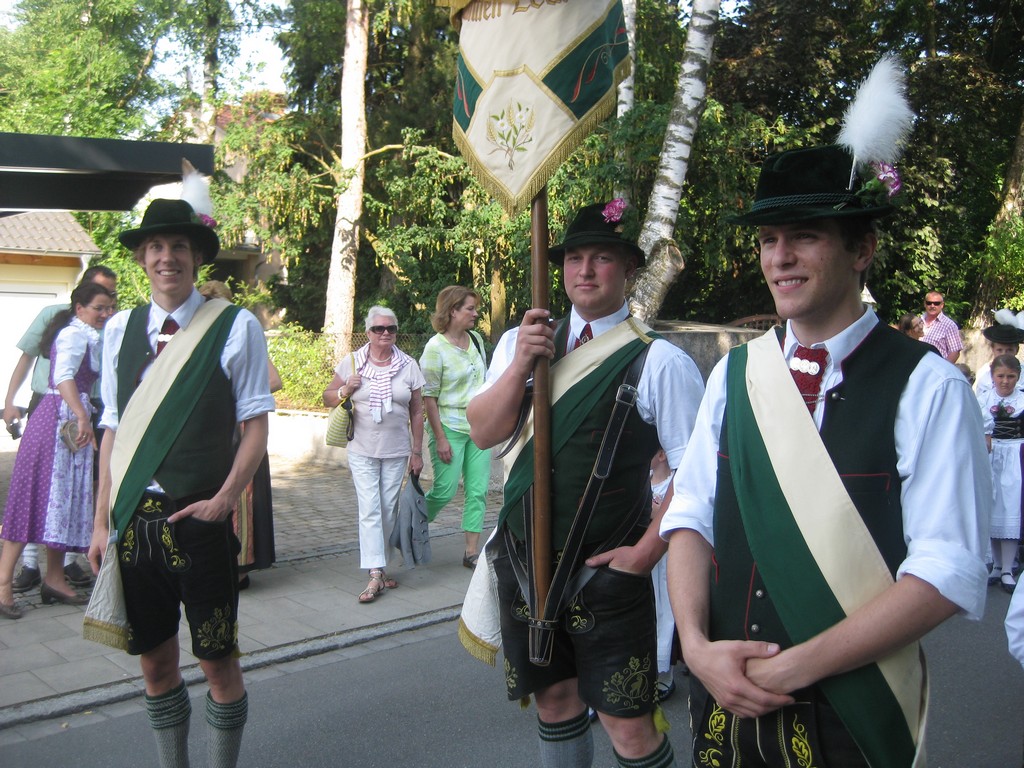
[[831, 216, 878, 289], [83, 264, 116, 283]]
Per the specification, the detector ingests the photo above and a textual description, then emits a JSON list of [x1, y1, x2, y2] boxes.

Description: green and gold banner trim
[[445, 0, 630, 216]]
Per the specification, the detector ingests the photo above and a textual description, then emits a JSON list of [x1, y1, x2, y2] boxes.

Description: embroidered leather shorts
[[118, 491, 241, 660], [689, 676, 868, 768], [491, 530, 658, 717]]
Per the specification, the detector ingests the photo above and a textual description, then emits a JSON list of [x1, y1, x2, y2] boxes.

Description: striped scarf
[[353, 343, 413, 423]]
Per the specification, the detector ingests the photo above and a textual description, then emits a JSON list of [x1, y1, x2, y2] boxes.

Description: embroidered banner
[[439, 0, 630, 215]]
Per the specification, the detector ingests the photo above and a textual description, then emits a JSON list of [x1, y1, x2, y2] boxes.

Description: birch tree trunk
[[324, 0, 370, 361], [614, 0, 637, 203], [629, 0, 720, 322]]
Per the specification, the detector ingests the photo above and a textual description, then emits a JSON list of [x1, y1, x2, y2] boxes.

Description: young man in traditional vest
[[466, 201, 705, 768], [661, 144, 990, 767], [86, 199, 274, 768]]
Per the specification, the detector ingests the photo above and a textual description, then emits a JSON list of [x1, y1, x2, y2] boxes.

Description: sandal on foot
[[359, 572, 385, 603], [463, 552, 479, 569], [371, 568, 398, 590]]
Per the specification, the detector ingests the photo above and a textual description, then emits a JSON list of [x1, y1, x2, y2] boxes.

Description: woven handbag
[[325, 353, 357, 447]]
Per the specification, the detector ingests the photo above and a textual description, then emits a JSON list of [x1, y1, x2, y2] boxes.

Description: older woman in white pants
[[323, 306, 424, 603]]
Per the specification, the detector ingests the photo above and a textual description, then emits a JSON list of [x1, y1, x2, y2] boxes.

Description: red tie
[[156, 316, 179, 356], [790, 345, 829, 415], [573, 323, 593, 351]]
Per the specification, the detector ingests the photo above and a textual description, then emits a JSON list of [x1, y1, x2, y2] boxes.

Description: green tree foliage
[[0, 0, 173, 136], [11, 0, 1021, 335]]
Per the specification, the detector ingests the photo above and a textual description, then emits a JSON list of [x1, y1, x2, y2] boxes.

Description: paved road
[[4, 585, 1024, 767]]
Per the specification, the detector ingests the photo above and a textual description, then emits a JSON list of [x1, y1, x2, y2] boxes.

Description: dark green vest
[[117, 305, 239, 499], [709, 324, 930, 646], [503, 319, 661, 548]]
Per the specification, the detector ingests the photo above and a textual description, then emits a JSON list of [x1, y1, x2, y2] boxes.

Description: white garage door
[[0, 282, 69, 411]]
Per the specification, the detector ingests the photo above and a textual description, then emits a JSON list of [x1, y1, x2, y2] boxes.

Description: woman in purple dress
[[0, 282, 116, 618]]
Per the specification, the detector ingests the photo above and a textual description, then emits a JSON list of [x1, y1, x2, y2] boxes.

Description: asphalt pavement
[[2, 439, 1024, 766], [0, 439, 498, 734]]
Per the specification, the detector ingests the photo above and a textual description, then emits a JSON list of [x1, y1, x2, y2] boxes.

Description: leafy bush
[[266, 323, 335, 411]]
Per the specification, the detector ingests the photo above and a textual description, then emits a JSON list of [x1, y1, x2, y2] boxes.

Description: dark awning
[[0, 133, 214, 214]]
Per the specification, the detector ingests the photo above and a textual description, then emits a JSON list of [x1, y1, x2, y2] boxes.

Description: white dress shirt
[[482, 302, 705, 468], [99, 288, 275, 430], [661, 307, 990, 619]]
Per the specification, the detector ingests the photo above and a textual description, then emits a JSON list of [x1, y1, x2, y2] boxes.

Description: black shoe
[[12, 566, 41, 594], [64, 561, 94, 587], [1002, 573, 1018, 595], [238, 575, 251, 591]]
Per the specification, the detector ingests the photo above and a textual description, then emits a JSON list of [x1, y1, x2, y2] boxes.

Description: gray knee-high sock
[[538, 710, 594, 768], [614, 734, 676, 768], [146, 680, 191, 768], [206, 690, 248, 768]]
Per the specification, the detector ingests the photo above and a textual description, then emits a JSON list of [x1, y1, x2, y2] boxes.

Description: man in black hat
[[467, 200, 704, 768], [661, 145, 989, 767], [86, 199, 274, 768]]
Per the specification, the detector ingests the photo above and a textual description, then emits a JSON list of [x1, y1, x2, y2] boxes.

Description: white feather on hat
[[993, 309, 1024, 330], [179, 158, 213, 217], [837, 55, 915, 187]]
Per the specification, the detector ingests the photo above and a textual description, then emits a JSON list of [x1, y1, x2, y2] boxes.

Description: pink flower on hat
[[195, 213, 218, 229], [872, 162, 902, 198], [602, 198, 628, 223]]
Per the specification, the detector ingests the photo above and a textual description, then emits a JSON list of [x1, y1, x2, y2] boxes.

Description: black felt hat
[[733, 145, 898, 226], [119, 199, 220, 259], [983, 324, 1024, 345], [548, 201, 646, 267]]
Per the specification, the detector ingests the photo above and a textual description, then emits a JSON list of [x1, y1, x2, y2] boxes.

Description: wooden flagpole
[[530, 189, 553, 635]]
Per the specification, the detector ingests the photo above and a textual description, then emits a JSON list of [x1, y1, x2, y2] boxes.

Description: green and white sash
[[498, 317, 654, 520], [726, 331, 927, 768], [83, 299, 236, 650], [460, 318, 654, 663]]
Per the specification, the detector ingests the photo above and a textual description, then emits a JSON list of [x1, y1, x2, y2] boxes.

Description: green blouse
[[419, 331, 487, 435]]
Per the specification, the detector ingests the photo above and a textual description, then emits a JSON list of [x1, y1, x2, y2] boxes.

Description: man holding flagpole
[[468, 201, 704, 768], [661, 58, 989, 767]]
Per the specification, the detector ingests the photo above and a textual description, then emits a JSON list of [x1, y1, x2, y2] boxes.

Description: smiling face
[[562, 244, 635, 322], [758, 219, 874, 345], [136, 234, 202, 311]]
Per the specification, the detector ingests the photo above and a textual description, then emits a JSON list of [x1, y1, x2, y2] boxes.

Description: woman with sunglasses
[[0, 282, 117, 618], [323, 306, 425, 603]]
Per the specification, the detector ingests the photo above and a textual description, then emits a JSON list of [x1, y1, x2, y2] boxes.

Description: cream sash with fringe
[[83, 299, 231, 650]]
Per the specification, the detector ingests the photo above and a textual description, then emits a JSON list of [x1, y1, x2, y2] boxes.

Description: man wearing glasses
[[921, 291, 962, 363]]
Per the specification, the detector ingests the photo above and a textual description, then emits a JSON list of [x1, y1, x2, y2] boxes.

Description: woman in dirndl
[[0, 282, 117, 618]]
